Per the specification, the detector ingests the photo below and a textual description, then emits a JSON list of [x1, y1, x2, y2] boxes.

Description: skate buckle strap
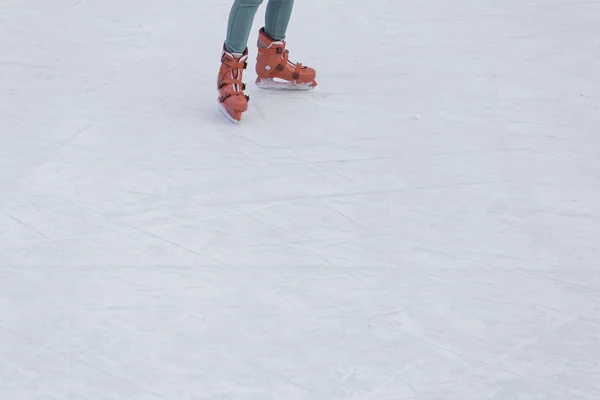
[[219, 91, 250, 104], [222, 54, 248, 70], [292, 64, 302, 80], [219, 78, 246, 91], [269, 48, 292, 77], [218, 72, 248, 103], [269, 49, 305, 82], [218, 78, 248, 103]]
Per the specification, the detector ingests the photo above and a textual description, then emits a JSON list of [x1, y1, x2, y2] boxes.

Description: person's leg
[[225, 0, 264, 54], [264, 0, 294, 41]]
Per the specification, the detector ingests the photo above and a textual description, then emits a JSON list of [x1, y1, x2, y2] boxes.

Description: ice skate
[[217, 46, 250, 123], [255, 27, 317, 90]]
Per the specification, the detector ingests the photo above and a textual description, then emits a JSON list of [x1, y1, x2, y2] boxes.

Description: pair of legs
[[217, 0, 316, 123], [225, 0, 295, 54]]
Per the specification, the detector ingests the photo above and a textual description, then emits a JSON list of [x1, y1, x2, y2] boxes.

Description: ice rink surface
[[1, 0, 599, 399]]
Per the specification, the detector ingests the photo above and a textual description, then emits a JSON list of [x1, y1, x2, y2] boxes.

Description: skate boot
[[255, 27, 317, 90], [217, 46, 250, 123]]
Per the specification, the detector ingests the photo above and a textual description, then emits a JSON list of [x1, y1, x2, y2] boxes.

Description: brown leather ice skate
[[217, 47, 250, 123], [255, 28, 317, 90]]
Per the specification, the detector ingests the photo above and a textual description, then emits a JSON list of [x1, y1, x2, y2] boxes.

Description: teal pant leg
[[265, 0, 294, 41], [225, 0, 263, 54], [225, 0, 295, 53]]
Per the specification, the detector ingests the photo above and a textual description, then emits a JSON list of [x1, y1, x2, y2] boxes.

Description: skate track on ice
[[1, 0, 600, 399]]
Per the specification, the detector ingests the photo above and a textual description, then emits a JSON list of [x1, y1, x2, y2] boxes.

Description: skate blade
[[256, 78, 316, 91], [218, 102, 241, 124]]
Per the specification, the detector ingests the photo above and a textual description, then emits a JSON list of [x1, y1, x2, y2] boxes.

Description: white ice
[[1, 0, 600, 399]]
